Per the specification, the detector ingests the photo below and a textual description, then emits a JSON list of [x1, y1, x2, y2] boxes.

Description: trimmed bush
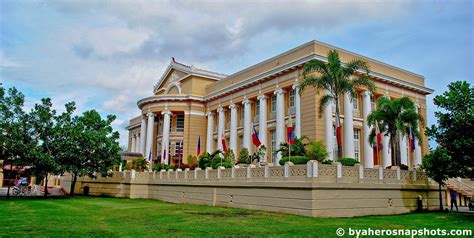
[[306, 140, 328, 162], [337, 157, 359, 166], [198, 153, 212, 169], [238, 148, 251, 164], [187, 155, 198, 165], [279, 156, 309, 165], [153, 163, 174, 171], [321, 159, 333, 165]]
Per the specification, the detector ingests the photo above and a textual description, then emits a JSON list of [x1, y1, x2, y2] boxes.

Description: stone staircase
[[447, 178, 473, 198]]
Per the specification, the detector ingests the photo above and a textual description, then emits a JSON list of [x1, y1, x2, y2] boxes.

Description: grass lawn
[[0, 197, 473, 237]]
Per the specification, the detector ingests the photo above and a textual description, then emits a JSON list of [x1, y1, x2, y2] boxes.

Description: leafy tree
[[367, 97, 422, 167], [300, 50, 374, 158], [0, 87, 32, 198], [128, 157, 148, 172], [426, 81, 473, 178], [58, 109, 121, 196], [27, 98, 63, 197], [277, 137, 307, 158], [422, 147, 453, 211]]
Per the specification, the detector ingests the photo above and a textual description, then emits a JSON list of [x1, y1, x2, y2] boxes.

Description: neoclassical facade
[[127, 40, 433, 168]]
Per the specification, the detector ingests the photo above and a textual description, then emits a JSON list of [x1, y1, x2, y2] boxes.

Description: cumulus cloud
[[2, 0, 417, 146]]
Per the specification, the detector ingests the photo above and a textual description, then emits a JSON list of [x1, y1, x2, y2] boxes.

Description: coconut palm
[[299, 50, 375, 159], [367, 97, 423, 166]]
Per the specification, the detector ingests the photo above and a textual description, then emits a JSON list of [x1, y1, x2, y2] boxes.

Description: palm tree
[[367, 97, 423, 166], [300, 50, 375, 159]]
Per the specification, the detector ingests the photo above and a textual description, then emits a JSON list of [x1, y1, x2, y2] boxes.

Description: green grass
[[0, 197, 473, 237]]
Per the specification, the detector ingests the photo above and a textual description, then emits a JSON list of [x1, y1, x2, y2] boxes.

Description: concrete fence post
[[184, 168, 190, 179], [152, 171, 156, 180], [413, 169, 417, 181], [176, 169, 182, 179], [131, 169, 136, 179], [217, 167, 224, 179], [205, 167, 212, 179], [167, 169, 173, 180], [358, 164, 364, 180], [284, 162, 290, 178], [312, 161, 319, 178], [122, 170, 127, 178], [378, 167, 384, 181], [160, 170, 165, 179], [231, 166, 236, 178], [336, 162, 342, 179], [396, 167, 401, 181], [306, 161, 313, 178], [264, 165, 269, 178], [194, 168, 201, 179], [246, 166, 252, 179]]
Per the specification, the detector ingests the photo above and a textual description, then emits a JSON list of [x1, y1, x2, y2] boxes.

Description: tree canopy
[[426, 81, 473, 178]]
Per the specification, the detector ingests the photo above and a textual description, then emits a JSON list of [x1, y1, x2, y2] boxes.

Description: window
[[371, 100, 376, 112], [271, 130, 277, 161], [256, 101, 260, 119], [354, 129, 360, 161], [176, 115, 184, 132], [289, 89, 295, 108], [352, 96, 359, 111], [271, 95, 277, 112], [226, 111, 231, 129], [239, 107, 244, 126], [174, 142, 183, 156]]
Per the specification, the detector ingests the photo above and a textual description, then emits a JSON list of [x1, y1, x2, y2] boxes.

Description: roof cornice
[[137, 95, 205, 109]]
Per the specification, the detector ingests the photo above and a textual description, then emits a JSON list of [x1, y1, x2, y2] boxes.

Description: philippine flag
[[252, 124, 262, 147], [287, 117, 295, 145]]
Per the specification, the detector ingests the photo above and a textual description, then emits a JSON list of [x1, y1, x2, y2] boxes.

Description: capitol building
[[126, 40, 433, 168]]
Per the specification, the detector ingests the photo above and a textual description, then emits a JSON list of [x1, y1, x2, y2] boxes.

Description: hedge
[[279, 156, 309, 165]]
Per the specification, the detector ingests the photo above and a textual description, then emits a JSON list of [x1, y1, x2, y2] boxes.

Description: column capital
[[217, 106, 225, 113], [274, 88, 285, 95], [242, 98, 251, 105], [292, 83, 300, 90], [362, 90, 372, 97], [206, 111, 214, 117], [257, 94, 267, 101], [147, 112, 155, 117], [161, 110, 172, 116], [229, 103, 237, 110]]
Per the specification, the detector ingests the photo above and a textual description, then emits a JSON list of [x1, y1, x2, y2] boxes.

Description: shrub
[[153, 163, 174, 171], [198, 152, 212, 169], [276, 137, 307, 158], [306, 140, 328, 162], [187, 155, 198, 165], [224, 149, 236, 164], [211, 159, 233, 169], [321, 159, 333, 165], [129, 157, 148, 172], [337, 157, 359, 166], [279, 156, 309, 165], [238, 148, 251, 164]]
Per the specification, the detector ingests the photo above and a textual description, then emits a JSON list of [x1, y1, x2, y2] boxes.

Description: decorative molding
[[138, 95, 205, 108]]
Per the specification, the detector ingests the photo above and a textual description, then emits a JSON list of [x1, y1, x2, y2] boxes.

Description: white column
[[362, 91, 374, 168], [242, 99, 252, 151], [217, 107, 225, 151], [400, 134, 408, 166], [325, 98, 334, 161], [275, 88, 285, 164], [343, 93, 355, 158], [139, 116, 147, 155], [206, 111, 214, 153], [229, 104, 238, 154], [414, 105, 422, 166], [161, 111, 172, 165], [258, 94, 268, 161], [292, 84, 301, 138], [145, 112, 155, 159], [131, 135, 136, 152], [382, 132, 391, 168], [135, 134, 140, 153]]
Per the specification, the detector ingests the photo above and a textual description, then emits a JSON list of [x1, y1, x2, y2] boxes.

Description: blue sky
[[1, 0, 473, 147]]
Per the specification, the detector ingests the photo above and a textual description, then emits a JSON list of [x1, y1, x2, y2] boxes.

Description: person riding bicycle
[[17, 177, 28, 186]]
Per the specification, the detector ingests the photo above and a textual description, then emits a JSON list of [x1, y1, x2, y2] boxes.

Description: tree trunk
[[44, 175, 48, 198], [390, 133, 401, 166], [438, 183, 444, 211], [69, 173, 77, 197], [335, 98, 342, 159]]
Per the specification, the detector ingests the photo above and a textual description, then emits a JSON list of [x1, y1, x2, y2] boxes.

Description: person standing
[[450, 190, 458, 211]]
